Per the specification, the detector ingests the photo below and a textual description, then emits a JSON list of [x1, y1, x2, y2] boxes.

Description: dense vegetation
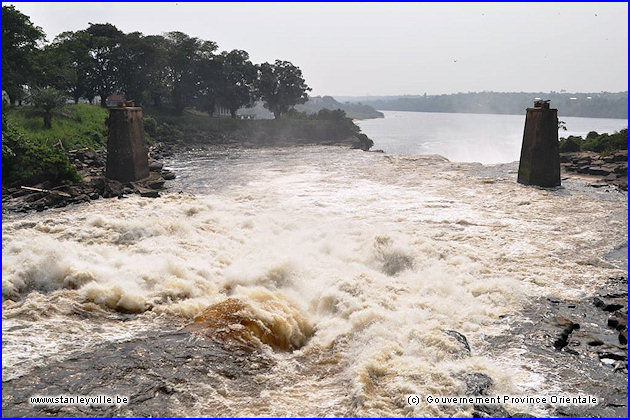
[[339, 91, 628, 119], [2, 111, 81, 186], [559, 129, 628, 154], [2, 5, 310, 118]]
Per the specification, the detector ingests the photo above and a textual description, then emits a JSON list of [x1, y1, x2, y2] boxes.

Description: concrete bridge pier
[[106, 106, 149, 182], [517, 100, 561, 187]]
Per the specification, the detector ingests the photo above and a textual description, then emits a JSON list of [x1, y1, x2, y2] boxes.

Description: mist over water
[[357, 111, 628, 164], [3, 144, 626, 416]]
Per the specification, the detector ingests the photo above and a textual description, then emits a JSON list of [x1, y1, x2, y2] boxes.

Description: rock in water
[[188, 296, 312, 351], [445, 330, 471, 354]]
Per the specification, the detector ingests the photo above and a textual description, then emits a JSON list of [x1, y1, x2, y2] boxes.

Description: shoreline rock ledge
[[1, 143, 175, 213], [560, 150, 628, 190]]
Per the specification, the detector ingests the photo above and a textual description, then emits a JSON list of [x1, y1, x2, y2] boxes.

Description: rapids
[[2, 145, 627, 416]]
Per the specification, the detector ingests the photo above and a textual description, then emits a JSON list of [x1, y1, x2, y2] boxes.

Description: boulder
[[148, 159, 164, 172], [162, 170, 176, 180], [147, 178, 166, 190], [587, 166, 612, 176], [612, 150, 628, 162]]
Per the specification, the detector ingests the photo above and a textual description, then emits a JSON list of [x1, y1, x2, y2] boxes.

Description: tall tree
[[83, 23, 125, 107], [256, 60, 311, 119], [49, 30, 92, 103], [142, 35, 170, 107], [165, 31, 217, 114], [2, 5, 45, 104], [218, 50, 257, 118], [118, 32, 163, 105], [196, 54, 223, 116]]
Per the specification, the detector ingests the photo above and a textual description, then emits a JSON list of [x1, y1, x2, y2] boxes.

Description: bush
[[143, 115, 158, 138], [586, 131, 599, 140], [559, 136, 581, 153], [351, 133, 374, 151], [315, 108, 347, 121], [2, 114, 80, 186], [582, 129, 627, 153], [559, 129, 628, 154]]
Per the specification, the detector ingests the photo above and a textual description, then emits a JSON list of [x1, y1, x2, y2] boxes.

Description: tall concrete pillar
[[106, 106, 149, 182], [517, 100, 561, 187]]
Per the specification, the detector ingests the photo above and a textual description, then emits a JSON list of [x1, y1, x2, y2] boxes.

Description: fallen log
[[20, 186, 72, 198]]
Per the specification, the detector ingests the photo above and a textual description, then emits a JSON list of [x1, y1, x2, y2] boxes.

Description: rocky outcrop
[[561, 150, 628, 190], [1, 143, 176, 213], [488, 275, 628, 418]]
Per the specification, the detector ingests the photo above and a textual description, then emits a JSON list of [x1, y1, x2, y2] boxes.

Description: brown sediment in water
[[187, 297, 312, 351]]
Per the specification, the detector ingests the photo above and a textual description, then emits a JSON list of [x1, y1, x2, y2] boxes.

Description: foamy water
[[2, 146, 627, 416]]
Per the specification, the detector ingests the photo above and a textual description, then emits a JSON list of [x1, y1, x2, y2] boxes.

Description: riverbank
[[560, 150, 628, 191], [2, 105, 375, 212]]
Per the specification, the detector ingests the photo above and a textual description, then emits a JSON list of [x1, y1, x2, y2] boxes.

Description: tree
[[29, 87, 67, 128], [83, 23, 125, 107], [256, 60, 311, 119], [118, 32, 163, 106], [218, 50, 257, 118], [2, 5, 45, 104], [165, 31, 217, 114], [33, 33, 90, 103], [50, 30, 92, 103], [196, 54, 223, 116], [142, 35, 170, 107]]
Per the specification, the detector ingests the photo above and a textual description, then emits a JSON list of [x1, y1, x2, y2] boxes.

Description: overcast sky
[[5, 2, 628, 96]]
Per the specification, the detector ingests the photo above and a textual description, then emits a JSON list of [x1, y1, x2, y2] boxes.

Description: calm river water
[[357, 111, 628, 164]]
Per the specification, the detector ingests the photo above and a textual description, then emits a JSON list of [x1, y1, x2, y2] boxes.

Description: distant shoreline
[[336, 91, 628, 120], [373, 109, 629, 121]]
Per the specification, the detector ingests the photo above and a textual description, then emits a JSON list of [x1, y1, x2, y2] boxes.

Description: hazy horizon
[[4, 2, 628, 97]]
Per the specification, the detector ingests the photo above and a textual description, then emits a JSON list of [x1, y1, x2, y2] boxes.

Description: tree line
[[340, 91, 628, 119], [2, 5, 311, 119]]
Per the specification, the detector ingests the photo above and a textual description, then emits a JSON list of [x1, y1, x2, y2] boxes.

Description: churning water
[[357, 111, 628, 164], [2, 144, 627, 416]]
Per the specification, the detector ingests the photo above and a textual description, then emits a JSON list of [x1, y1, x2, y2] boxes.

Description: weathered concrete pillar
[[106, 106, 149, 182], [517, 100, 561, 187]]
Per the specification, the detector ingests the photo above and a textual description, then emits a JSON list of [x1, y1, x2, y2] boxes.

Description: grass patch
[[5, 104, 109, 150]]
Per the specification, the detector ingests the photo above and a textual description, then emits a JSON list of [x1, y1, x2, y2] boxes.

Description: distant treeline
[[337, 92, 628, 119], [241, 96, 384, 120], [296, 96, 383, 120]]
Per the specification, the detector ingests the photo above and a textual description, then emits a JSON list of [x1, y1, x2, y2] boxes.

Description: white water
[[357, 111, 628, 164], [2, 146, 627, 416]]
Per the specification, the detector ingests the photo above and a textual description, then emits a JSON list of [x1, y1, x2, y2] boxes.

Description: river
[[2, 121, 628, 416], [357, 111, 628, 164]]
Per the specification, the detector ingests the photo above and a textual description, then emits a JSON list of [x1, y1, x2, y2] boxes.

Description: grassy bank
[[3, 104, 110, 187], [3, 104, 370, 187], [5, 104, 109, 150]]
